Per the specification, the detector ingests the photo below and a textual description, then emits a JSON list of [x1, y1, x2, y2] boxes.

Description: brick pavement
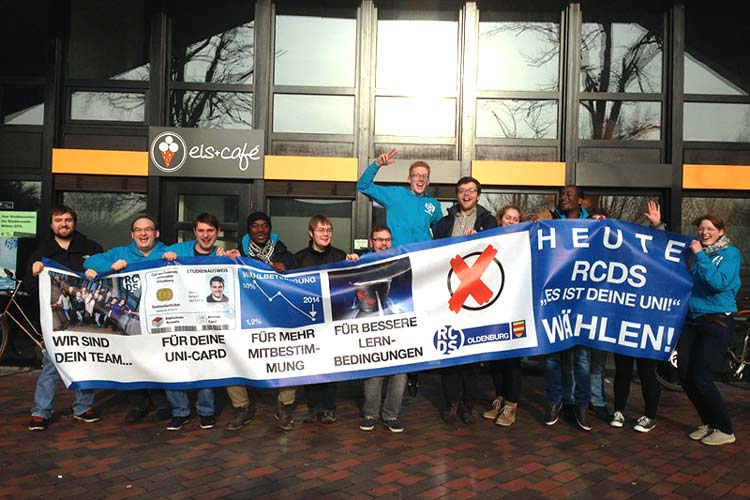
[[1, 367, 749, 499]]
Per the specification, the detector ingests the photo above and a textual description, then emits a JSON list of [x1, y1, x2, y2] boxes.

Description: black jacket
[[25, 230, 103, 293], [240, 238, 297, 271], [433, 204, 498, 240], [295, 241, 347, 269]]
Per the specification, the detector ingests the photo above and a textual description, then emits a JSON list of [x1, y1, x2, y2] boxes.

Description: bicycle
[[655, 310, 750, 391], [0, 269, 44, 363]]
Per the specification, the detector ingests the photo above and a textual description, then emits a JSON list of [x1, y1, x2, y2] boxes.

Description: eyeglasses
[[133, 227, 156, 233], [372, 238, 392, 243], [458, 188, 478, 195], [410, 173, 429, 180], [313, 228, 333, 234]]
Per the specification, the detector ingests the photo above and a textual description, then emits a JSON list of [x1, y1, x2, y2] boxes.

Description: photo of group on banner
[[24, 148, 741, 447]]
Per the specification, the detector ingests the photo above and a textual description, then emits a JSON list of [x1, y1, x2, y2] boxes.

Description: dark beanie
[[247, 211, 271, 230]]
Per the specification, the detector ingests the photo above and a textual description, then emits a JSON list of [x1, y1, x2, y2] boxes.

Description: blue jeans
[[545, 346, 590, 407], [363, 373, 407, 420], [31, 351, 95, 419], [589, 349, 608, 407], [165, 389, 214, 417]]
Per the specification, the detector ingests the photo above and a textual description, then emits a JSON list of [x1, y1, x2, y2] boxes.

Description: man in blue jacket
[[84, 214, 170, 424]]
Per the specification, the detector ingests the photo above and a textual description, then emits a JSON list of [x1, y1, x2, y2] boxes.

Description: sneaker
[[442, 403, 458, 423], [495, 402, 517, 427], [574, 407, 592, 431], [226, 405, 254, 431], [303, 409, 320, 424], [461, 405, 478, 425], [320, 410, 336, 424], [689, 425, 712, 441], [28, 416, 48, 431], [73, 409, 101, 423], [588, 404, 611, 422], [125, 408, 148, 424], [166, 415, 191, 431], [275, 402, 294, 431], [544, 402, 562, 426], [634, 416, 656, 433], [383, 418, 404, 433], [701, 429, 736, 446], [610, 411, 625, 428], [200, 415, 216, 429], [359, 417, 376, 431], [483, 398, 503, 420]]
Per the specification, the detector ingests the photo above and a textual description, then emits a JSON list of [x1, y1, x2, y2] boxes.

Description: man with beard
[[226, 212, 297, 431], [27, 206, 103, 431], [433, 177, 498, 424], [83, 214, 171, 424]]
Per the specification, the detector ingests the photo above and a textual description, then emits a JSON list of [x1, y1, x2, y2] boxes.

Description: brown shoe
[[495, 401, 517, 427], [275, 401, 294, 431], [482, 398, 503, 420]]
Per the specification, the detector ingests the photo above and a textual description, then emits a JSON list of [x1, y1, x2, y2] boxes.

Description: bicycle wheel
[[722, 327, 750, 389], [0, 316, 9, 363], [655, 351, 682, 391]]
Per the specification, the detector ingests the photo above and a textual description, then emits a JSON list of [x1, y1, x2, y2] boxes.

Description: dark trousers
[[490, 358, 522, 403], [613, 354, 660, 419], [678, 316, 734, 434], [441, 363, 481, 408], [128, 389, 169, 412], [305, 382, 337, 412]]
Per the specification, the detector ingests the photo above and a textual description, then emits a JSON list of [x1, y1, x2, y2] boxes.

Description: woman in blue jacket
[[679, 214, 741, 446]]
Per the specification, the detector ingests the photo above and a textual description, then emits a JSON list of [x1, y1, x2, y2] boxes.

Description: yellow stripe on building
[[472, 161, 566, 187], [265, 156, 358, 182], [52, 149, 148, 176], [683, 164, 750, 190]]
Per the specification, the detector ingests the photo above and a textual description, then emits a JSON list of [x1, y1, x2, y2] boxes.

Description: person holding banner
[[295, 215, 356, 425], [434, 177, 498, 424], [228, 211, 297, 431], [83, 214, 172, 424], [160, 213, 227, 431], [483, 205, 524, 427], [357, 148, 443, 397], [679, 214, 740, 446], [358, 225, 408, 433], [545, 186, 592, 431], [27, 205, 104, 431]]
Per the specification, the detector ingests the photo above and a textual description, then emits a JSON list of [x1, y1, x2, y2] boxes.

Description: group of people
[[50, 277, 131, 332], [23, 149, 740, 446]]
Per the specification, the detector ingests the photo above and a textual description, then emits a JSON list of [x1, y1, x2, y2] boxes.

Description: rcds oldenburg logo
[[150, 131, 187, 173], [433, 325, 465, 355]]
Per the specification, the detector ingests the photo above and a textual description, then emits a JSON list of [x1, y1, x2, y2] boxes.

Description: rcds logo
[[433, 325, 465, 355]]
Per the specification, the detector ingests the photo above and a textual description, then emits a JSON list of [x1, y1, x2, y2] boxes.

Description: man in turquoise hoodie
[[84, 214, 171, 424]]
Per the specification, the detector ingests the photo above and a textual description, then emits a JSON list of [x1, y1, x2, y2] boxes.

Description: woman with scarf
[[679, 214, 740, 446]]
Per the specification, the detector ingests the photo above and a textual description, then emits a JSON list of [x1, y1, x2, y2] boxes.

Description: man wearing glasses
[[83, 214, 171, 424], [356, 148, 443, 248], [433, 177, 498, 424]]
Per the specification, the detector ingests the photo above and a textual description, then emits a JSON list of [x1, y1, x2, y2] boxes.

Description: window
[[60, 192, 147, 250], [70, 92, 146, 123], [1, 86, 44, 125], [269, 198, 353, 253]]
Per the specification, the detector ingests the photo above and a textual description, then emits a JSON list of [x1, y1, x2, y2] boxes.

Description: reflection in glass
[[172, 14, 253, 84], [0, 181, 41, 211], [2, 86, 44, 125], [71, 92, 145, 122], [171, 91, 252, 129], [269, 198, 353, 253], [684, 53, 748, 96], [579, 101, 660, 140], [376, 20, 457, 93], [375, 97, 455, 137], [477, 22, 559, 91], [178, 195, 239, 224], [67, 0, 148, 80], [61, 192, 146, 249], [585, 195, 661, 224], [581, 22, 662, 93], [273, 95, 354, 134], [481, 192, 557, 222], [275, 15, 356, 87], [684, 103, 750, 142], [476, 100, 557, 139]]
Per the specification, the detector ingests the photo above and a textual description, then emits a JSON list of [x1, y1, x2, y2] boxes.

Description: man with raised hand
[[27, 205, 103, 431], [83, 214, 171, 424]]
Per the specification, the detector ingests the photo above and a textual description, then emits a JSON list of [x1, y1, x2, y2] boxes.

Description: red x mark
[[448, 244, 498, 313]]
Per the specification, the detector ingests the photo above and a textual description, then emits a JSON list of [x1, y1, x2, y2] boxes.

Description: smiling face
[[131, 217, 159, 254], [456, 181, 480, 213], [194, 222, 219, 254], [50, 212, 75, 240], [559, 186, 582, 216], [210, 280, 224, 300], [370, 229, 393, 252], [309, 222, 333, 252], [697, 219, 725, 247], [408, 165, 430, 196], [249, 219, 271, 246], [500, 208, 521, 227]]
